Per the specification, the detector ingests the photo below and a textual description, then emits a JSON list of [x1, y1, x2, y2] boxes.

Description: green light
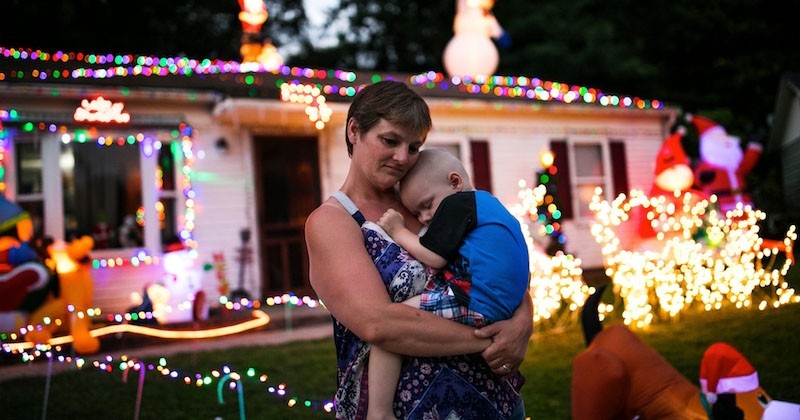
[[553, 210, 562, 219], [245, 75, 255, 85], [540, 174, 549, 183], [22, 122, 33, 132]]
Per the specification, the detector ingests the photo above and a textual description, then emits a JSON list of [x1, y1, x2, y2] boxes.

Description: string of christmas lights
[[1, 46, 664, 109], [0, 294, 322, 353], [14, 350, 335, 415], [589, 188, 798, 328]]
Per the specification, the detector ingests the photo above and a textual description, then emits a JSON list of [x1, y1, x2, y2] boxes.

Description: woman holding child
[[305, 80, 533, 419]]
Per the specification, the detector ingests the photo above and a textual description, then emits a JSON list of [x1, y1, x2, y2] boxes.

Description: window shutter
[[550, 141, 573, 220], [610, 141, 629, 197], [470, 140, 493, 193]]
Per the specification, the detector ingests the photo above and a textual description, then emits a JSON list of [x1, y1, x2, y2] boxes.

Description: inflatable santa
[[639, 127, 705, 240], [689, 114, 762, 213]]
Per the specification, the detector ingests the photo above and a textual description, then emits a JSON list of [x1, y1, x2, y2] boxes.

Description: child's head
[[399, 148, 472, 225]]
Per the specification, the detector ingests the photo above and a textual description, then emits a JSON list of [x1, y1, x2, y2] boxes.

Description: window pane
[[576, 184, 601, 219], [157, 144, 179, 248], [62, 142, 142, 248], [15, 140, 43, 195], [574, 145, 604, 177]]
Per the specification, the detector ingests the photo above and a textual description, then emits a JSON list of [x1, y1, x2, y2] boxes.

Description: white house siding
[[0, 84, 677, 315], [422, 100, 674, 268]]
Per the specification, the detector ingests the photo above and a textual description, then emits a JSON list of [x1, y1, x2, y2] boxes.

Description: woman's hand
[[475, 291, 533, 376]]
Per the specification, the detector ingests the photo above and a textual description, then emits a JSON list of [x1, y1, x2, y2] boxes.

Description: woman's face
[[350, 118, 425, 189]]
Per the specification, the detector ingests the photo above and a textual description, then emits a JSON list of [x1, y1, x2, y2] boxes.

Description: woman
[[305, 80, 533, 419]]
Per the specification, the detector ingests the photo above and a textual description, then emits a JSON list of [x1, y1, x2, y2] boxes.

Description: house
[[0, 47, 679, 315], [769, 72, 800, 219]]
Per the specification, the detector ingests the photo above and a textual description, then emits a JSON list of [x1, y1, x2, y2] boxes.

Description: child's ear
[[448, 172, 463, 190]]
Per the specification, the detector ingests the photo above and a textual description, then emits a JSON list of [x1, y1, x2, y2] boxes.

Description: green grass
[[4, 293, 800, 419]]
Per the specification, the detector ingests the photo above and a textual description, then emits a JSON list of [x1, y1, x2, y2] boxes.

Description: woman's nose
[[393, 147, 409, 163]]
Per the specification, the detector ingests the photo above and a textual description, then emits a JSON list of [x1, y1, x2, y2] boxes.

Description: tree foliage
[[2, 0, 798, 157]]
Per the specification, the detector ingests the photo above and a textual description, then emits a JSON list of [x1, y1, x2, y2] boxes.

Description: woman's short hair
[[345, 80, 432, 157]]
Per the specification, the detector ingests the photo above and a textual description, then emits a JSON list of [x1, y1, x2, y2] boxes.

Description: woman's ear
[[347, 118, 359, 143]]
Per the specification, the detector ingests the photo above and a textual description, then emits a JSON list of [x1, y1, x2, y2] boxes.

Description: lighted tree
[[511, 150, 589, 330], [532, 149, 566, 255]]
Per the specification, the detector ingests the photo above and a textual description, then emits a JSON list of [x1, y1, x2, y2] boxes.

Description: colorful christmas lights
[[0, 46, 665, 110]]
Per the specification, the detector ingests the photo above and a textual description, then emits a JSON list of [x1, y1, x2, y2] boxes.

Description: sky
[[300, 0, 343, 49]]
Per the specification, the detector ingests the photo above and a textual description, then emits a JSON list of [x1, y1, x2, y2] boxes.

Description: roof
[[0, 47, 671, 113]]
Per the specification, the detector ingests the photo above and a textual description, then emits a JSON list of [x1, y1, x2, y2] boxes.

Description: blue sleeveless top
[[330, 191, 524, 420]]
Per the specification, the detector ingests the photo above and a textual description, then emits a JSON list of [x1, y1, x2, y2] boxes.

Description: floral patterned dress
[[331, 192, 524, 420]]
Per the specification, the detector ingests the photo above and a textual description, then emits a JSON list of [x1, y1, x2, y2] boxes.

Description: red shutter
[[610, 141, 629, 197], [470, 141, 493, 193], [551, 141, 573, 220]]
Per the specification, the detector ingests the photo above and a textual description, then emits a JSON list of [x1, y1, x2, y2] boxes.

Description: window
[[10, 131, 185, 254], [568, 141, 617, 220], [62, 141, 142, 249]]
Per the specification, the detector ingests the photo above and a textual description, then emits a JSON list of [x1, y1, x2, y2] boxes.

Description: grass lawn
[[0, 304, 800, 420], [3, 289, 800, 418]]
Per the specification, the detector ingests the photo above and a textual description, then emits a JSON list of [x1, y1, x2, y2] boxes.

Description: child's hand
[[377, 209, 405, 235]]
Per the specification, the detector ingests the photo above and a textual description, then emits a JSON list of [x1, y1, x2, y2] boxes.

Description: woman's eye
[[409, 145, 420, 154]]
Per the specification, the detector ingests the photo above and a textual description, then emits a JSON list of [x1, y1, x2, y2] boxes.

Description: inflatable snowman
[[442, 0, 510, 78]]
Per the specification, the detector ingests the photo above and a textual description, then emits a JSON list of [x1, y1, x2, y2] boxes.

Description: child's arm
[[378, 209, 448, 268]]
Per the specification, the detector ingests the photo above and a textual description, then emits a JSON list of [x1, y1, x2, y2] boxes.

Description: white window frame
[[566, 137, 615, 222], [6, 130, 185, 258]]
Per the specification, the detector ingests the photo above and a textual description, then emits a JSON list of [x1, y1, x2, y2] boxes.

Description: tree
[[291, 0, 453, 71], [0, 0, 309, 61]]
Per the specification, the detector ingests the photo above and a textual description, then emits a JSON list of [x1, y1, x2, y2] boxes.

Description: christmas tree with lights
[[532, 150, 566, 255]]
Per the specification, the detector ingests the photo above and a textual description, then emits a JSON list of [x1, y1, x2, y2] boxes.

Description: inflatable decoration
[[572, 285, 800, 419], [0, 194, 99, 354], [238, 0, 283, 69], [442, 0, 510, 78], [639, 126, 706, 241], [129, 241, 207, 325], [0, 196, 54, 333], [689, 114, 762, 214], [25, 236, 100, 355]]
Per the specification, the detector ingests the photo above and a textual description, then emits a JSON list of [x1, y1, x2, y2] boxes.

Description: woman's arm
[[305, 201, 489, 357], [475, 289, 533, 374]]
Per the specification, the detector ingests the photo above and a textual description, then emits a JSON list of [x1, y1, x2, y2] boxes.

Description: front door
[[253, 136, 320, 297]]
